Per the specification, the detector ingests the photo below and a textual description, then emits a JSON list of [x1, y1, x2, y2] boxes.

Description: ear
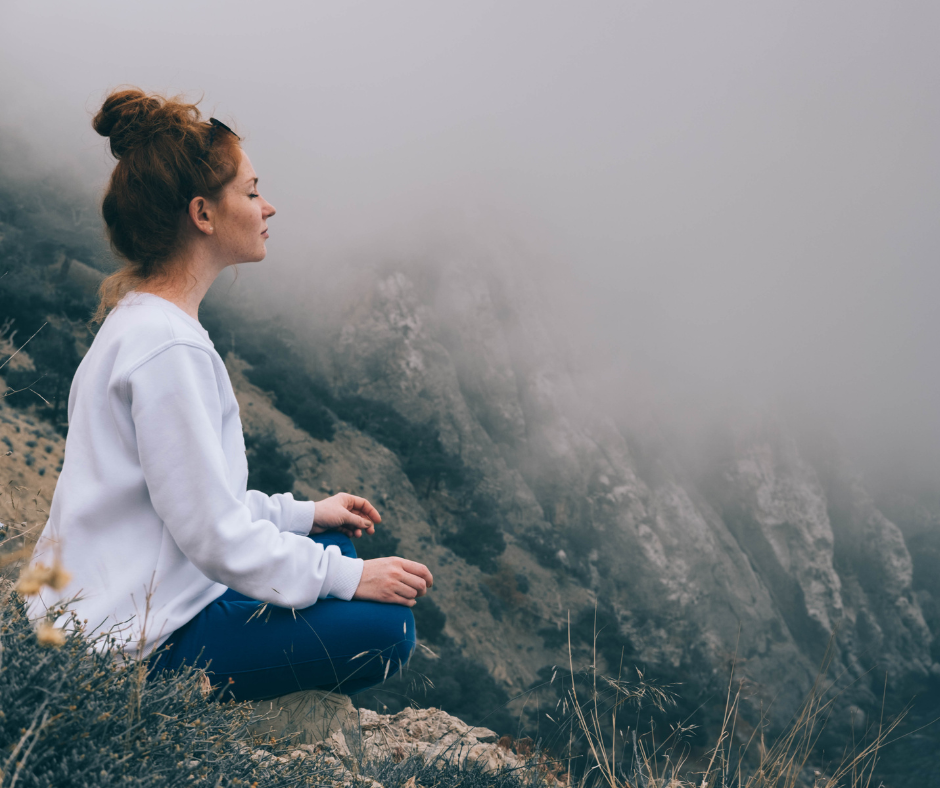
[[187, 195, 215, 236]]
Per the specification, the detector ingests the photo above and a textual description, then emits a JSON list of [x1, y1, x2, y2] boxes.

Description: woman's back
[[28, 292, 356, 656], [29, 292, 237, 652]]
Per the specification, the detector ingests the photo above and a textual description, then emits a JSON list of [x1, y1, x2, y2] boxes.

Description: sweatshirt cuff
[[288, 500, 316, 535], [323, 554, 364, 601]]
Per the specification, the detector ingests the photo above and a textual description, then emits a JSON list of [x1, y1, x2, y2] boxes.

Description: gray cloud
[[2, 0, 938, 484]]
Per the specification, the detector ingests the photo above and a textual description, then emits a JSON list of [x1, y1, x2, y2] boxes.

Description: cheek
[[218, 198, 264, 252], [230, 204, 261, 245], [247, 202, 264, 228]]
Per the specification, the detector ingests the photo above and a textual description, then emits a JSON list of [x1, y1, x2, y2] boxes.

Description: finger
[[346, 495, 381, 524], [393, 590, 418, 606], [398, 572, 427, 596], [339, 509, 374, 532], [383, 588, 414, 606], [349, 515, 375, 534], [400, 559, 434, 587], [395, 582, 419, 599]]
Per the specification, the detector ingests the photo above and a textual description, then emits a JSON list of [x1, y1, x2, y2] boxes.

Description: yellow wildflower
[[15, 561, 72, 596], [36, 622, 66, 647]]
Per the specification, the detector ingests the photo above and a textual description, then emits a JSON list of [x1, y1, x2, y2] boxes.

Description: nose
[[263, 198, 276, 219]]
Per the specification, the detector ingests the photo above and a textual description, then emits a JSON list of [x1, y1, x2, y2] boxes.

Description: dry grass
[[555, 611, 907, 788], [0, 317, 39, 375]]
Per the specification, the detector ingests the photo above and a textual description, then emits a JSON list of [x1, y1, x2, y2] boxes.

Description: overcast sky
[[1, 1, 938, 483]]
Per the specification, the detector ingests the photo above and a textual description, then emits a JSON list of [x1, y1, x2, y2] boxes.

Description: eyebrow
[[245, 177, 258, 187]]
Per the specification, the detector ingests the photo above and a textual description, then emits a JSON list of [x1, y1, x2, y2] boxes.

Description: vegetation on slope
[[0, 589, 322, 787]]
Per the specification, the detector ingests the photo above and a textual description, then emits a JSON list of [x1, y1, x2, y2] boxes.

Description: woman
[[26, 88, 433, 701]]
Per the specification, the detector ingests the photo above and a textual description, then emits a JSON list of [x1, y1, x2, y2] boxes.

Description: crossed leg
[[150, 533, 416, 700]]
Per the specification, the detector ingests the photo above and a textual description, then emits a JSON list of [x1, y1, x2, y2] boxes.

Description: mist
[[2, 0, 938, 487]]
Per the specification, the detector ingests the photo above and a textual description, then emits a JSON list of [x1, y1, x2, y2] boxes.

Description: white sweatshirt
[[27, 292, 363, 657]]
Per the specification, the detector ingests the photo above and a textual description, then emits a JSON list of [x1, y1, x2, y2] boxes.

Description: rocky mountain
[[294, 262, 937, 722], [2, 162, 939, 782]]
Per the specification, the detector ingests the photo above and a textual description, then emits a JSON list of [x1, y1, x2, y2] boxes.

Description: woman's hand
[[353, 557, 434, 607], [311, 493, 381, 538]]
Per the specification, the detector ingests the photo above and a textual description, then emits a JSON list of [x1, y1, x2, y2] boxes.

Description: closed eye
[[249, 193, 260, 199]]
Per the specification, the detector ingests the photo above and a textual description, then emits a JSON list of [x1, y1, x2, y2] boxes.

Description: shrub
[[478, 582, 505, 621], [442, 496, 507, 574], [197, 308, 337, 443], [353, 523, 400, 560], [326, 394, 465, 498], [411, 596, 447, 645], [242, 361, 335, 442], [481, 564, 529, 611], [0, 240, 90, 435], [0, 592, 318, 787], [244, 431, 295, 497]]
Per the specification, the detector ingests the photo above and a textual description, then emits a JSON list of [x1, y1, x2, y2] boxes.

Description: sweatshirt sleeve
[[126, 342, 362, 606], [244, 490, 316, 536]]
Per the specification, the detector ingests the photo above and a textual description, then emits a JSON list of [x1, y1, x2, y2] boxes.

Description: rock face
[[710, 426, 933, 688], [293, 260, 935, 732]]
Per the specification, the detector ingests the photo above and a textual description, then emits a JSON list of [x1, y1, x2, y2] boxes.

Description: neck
[[138, 247, 228, 321]]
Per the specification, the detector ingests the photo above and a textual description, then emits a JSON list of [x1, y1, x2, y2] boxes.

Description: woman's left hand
[[311, 493, 381, 538]]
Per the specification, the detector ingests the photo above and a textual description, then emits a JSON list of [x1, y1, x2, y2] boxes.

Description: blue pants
[[150, 532, 416, 701]]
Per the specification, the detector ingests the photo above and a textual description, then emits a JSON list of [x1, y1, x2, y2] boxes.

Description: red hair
[[91, 88, 242, 322]]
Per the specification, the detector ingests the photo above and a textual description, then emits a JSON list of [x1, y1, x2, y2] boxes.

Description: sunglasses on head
[[206, 117, 240, 147]]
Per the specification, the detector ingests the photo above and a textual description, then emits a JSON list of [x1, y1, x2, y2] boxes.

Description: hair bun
[[93, 88, 173, 158]]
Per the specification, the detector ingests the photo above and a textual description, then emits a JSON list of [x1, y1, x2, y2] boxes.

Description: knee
[[365, 605, 415, 670], [385, 605, 416, 661], [338, 605, 416, 694], [397, 608, 417, 663], [383, 610, 415, 686]]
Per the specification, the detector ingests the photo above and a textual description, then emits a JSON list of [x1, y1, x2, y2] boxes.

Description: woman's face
[[214, 150, 276, 264]]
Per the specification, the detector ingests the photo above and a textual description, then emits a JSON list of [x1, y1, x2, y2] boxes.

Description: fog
[[2, 1, 939, 486]]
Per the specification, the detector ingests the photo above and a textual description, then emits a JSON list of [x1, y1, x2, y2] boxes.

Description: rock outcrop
[[248, 705, 565, 788]]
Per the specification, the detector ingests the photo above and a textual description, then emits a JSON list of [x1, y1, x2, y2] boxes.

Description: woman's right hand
[[353, 557, 434, 607]]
